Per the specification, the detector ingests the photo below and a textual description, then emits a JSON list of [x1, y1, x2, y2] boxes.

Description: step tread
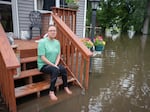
[[15, 76, 75, 98], [14, 68, 42, 80], [20, 56, 37, 63]]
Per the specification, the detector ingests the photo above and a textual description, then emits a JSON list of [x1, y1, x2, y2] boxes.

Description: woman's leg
[[58, 65, 67, 87], [58, 65, 72, 94], [40, 65, 60, 100]]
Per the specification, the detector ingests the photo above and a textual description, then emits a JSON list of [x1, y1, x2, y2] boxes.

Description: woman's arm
[[55, 53, 60, 66], [41, 55, 58, 68]]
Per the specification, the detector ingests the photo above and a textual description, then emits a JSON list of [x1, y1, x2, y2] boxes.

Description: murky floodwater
[[42, 35, 150, 112], [88, 35, 150, 112]]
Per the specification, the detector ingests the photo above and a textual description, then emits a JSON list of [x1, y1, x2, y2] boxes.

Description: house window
[[0, 1, 13, 32], [35, 0, 55, 11], [35, 0, 66, 11], [43, 0, 55, 11], [0, 0, 11, 1], [60, 0, 66, 8]]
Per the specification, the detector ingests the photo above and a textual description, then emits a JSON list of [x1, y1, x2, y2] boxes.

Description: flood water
[[88, 35, 150, 112], [40, 34, 150, 112]]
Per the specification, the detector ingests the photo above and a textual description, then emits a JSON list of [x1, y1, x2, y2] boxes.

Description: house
[[0, 0, 92, 112], [0, 0, 87, 39]]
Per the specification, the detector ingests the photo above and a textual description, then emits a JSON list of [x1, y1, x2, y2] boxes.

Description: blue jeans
[[40, 64, 68, 91]]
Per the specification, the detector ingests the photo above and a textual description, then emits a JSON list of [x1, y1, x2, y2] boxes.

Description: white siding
[[18, 0, 40, 39], [17, 0, 86, 39], [76, 0, 86, 38]]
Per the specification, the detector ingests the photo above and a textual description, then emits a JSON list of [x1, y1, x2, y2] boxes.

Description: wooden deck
[[14, 39, 38, 58], [14, 39, 38, 51]]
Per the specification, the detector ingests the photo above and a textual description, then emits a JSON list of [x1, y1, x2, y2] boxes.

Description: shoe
[[49, 91, 58, 101]]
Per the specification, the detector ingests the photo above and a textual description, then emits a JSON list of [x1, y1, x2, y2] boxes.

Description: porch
[[0, 7, 92, 112]]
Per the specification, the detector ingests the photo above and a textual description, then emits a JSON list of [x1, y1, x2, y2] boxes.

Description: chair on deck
[[29, 11, 42, 40]]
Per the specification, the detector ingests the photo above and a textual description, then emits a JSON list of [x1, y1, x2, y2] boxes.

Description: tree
[[87, 0, 148, 33]]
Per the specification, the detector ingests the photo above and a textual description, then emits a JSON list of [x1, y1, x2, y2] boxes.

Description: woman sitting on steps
[[37, 25, 72, 101]]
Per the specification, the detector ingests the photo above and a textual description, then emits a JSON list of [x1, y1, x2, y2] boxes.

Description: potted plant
[[65, 0, 79, 10], [80, 38, 94, 49], [94, 36, 106, 51]]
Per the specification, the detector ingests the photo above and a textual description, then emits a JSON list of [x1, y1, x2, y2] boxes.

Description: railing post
[[0, 23, 19, 112]]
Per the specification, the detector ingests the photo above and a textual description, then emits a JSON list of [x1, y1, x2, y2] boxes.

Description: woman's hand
[[54, 65, 59, 69]]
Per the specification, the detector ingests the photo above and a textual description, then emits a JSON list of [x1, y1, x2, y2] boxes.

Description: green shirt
[[37, 37, 60, 70]]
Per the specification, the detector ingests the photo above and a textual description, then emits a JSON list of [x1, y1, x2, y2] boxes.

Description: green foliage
[[65, 0, 77, 4], [97, 0, 128, 28], [87, 0, 148, 33], [123, 0, 148, 32], [65, 0, 79, 9], [80, 38, 94, 48]]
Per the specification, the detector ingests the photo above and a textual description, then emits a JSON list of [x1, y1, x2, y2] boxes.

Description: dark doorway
[[0, 4, 13, 32], [43, 0, 55, 11]]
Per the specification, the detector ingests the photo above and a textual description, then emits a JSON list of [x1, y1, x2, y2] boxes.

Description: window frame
[[34, 0, 61, 13], [0, 0, 19, 37]]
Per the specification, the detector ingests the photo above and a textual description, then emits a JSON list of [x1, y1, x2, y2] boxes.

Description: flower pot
[[95, 45, 104, 51]]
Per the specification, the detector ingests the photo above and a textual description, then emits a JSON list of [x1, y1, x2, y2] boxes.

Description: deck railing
[[52, 7, 77, 33], [42, 7, 77, 35], [52, 14, 93, 89], [0, 23, 20, 112]]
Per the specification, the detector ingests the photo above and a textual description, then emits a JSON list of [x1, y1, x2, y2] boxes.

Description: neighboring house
[[0, 0, 86, 39]]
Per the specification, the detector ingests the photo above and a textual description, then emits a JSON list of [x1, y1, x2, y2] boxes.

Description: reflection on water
[[91, 56, 104, 73]]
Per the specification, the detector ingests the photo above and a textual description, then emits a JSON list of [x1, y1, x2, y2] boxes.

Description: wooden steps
[[15, 76, 75, 98], [20, 56, 37, 70], [20, 56, 37, 64], [14, 67, 76, 99], [15, 80, 49, 98], [13, 40, 77, 102], [14, 66, 76, 99], [13, 41, 76, 100], [14, 68, 41, 80]]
